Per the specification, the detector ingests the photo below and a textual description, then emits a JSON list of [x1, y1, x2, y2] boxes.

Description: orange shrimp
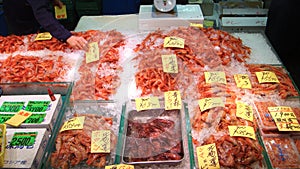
[[246, 64, 299, 99]]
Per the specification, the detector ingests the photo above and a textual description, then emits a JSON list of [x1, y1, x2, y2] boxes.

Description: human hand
[[66, 36, 88, 50]]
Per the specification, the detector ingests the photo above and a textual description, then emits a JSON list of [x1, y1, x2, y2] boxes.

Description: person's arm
[[27, 0, 87, 49], [27, 0, 71, 41]]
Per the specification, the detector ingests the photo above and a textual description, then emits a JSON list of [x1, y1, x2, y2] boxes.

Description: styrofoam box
[[0, 94, 62, 132], [139, 5, 204, 31], [3, 128, 49, 169]]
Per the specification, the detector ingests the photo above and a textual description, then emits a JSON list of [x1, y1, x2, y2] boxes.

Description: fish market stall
[[0, 5, 299, 169]]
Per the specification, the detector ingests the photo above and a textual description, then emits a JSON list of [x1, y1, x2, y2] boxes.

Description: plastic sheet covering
[[262, 135, 300, 169], [48, 100, 121, 168], [132, 27, 229, 101], [116, 100, 193, 169], [70, 30, 126, 101]]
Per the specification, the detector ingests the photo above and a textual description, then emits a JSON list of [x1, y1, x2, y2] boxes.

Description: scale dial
[[154, 0, 176, 13]]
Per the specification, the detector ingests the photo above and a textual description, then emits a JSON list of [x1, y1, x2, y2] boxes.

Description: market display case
[[261, 135, 300, 169], [1, 2, 300, 168], [115, 100, 193, 169], [41, 100, 122, 168]]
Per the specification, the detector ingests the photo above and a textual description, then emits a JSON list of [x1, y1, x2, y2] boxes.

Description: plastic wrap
[[71, 30, 126, 101], [262, 135, 300, 169], [46, 100, 121, 168], [116, 100, 192, 169], [246, 64, 299, 99], [122, 109, 184, 164], [190, 97, 266, 168]]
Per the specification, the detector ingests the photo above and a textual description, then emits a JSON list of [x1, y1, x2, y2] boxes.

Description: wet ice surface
[[232, 32, 281, 65]]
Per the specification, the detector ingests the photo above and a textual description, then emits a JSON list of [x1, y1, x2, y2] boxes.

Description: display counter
[[75, 14, 281, 65], [1, 11, 300, 169], [75, 14, 139, 33]]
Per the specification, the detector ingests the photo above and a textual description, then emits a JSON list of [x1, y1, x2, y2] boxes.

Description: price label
[[203, 20, 214, 28], [0, 101, 25, 112], [162, 54, 178, 73], [0, 113, 46, 124], [5, 110, 32, 127], [204, 71, 226, 84], [0, 114, 13, 124], [34, 32, 52, 41], [164, 91, 182, 110], [86, 42, 100, 63], [91, 130, 111, 153], [10, 132, 37, 146], [190, 22, 203, 28], [164, 36, 185, 48], [60, 116, 85, 132], [255, 71, 279, 83], [234, 74, 252, 89], [24, 113, 46, 124], [105, 164, 134, 169], [135, 97, 160, 111], [228, 126, 256, 140], [268, 106, 293, 112], [25, 101, 50, 112], [54, 5, 67, 19], [198, 97, 224, 112], [196, 143, 220, 169], [236, 101, 253, 122], [269, 108, 300, 131]]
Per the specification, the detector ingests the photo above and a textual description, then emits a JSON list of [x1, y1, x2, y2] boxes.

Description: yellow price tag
[[228, 126, 256, 140], [270, 110, 300, 131], [162, 54, 178, 73], [34, 32, 52, 41], [204, 71, 227, 84], [164, 36, 185, 48], [236, 101, 253, 122], [190, 22, 203, 28], [60, 116, 85, 132], [86, 42, 100, 63], [5, 110, 32, 127], [268, 106, 293, 112], [164, 91, 182, 110], [255, 71, 279, 83], [54, 5, 67, 19], [135, 97, 160, 111], [234, 74, 252, 89], [105, 164, 134, 169], [91, 130, 111, 153], [196, 143, 220, 169], [198, 97, 224, 112]]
